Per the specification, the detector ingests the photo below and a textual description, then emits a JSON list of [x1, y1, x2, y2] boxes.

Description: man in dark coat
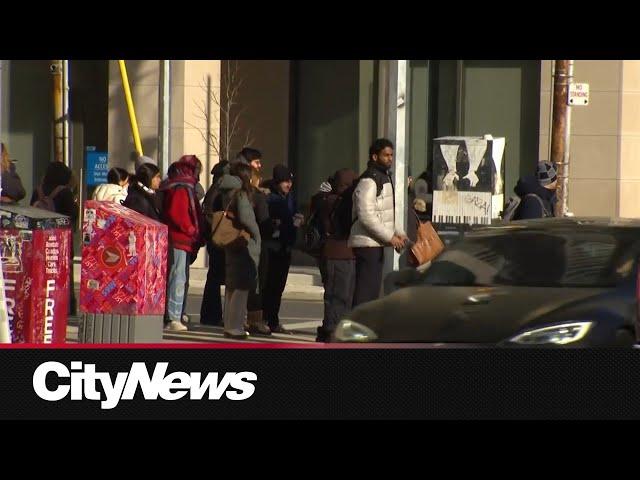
[[200, 160, 229, 326], [513, 161, 558, 220], [316, 168, 358, 342], [262, 164, 304, 333]]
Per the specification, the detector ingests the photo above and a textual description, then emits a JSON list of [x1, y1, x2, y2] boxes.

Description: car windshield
[[420, 229, 639, 288]]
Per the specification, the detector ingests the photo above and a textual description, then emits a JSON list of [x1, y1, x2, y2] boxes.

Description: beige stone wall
[[108, 60, 221, 184], [108, 60, 221, 268], [619, 60, 640, 218], [108, 60, 161, 171], [539, 60, 622, 217], [176, 60, 221, 191]]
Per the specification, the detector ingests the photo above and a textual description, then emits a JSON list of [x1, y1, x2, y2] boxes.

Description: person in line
[[0, 143, 26, 204], [261, 165, 304, 333], [348, 138, 408, 307], [31, 161, 79, 315], [239, 149, 272, 335], [122, 163, 162, 221], [316, 168, 358, 342], [217, 162, 262, 339], [92, 167, 129, 204], [161, 155, 205, 332], [200, 160, 229, 326]]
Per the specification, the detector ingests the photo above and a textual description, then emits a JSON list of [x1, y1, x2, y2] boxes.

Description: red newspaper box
[[0, 205, 71, 343], [80, 201, 168, 317]]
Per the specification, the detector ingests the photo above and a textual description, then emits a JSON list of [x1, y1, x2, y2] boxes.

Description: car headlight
[[508, 322, 593, 345], [333, 319, 378, 342]]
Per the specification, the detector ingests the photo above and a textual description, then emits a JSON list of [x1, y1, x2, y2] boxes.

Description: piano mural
[[432, 135, 506, 227]]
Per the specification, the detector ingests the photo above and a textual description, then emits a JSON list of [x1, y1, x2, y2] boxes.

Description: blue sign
[[86, 152, 109, 186]]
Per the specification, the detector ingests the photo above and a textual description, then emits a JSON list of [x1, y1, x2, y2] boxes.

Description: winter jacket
[[122, 182, 162, 222], [162, 184, 205, 253], [513, 175, 556, 220], [202, 174, 228, 284], [218, 174, 261, 291], [317, 168, 358, 260], [264, 180, 299, 253], [252, 187, 272, 240], [348, 161, 405, 248], [92, 183, 127, 204], [1, 163, 26, 203]]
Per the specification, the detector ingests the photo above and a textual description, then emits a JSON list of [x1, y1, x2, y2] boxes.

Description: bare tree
[[186, 61, 254, 161]]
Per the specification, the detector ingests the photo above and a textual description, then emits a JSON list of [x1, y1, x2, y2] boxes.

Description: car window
[[420, 230, 638, 288]]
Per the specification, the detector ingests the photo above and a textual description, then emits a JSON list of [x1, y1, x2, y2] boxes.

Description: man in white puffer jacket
[[349, 138, 408, 307], [92, 167, 129, 204]]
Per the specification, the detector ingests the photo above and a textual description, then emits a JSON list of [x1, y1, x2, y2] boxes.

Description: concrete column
[[108, 60, 161, 171]]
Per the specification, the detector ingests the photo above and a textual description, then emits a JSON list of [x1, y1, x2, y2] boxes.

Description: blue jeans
[[166, 248, 188, 322]]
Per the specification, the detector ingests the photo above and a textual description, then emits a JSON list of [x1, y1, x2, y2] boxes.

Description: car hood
[[349, 285, 609, 343]]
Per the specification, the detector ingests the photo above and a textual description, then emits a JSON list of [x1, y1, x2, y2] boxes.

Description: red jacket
[[163, 185, 204, 253]]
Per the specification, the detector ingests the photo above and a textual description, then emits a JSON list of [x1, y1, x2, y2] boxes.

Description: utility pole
[[51, 60, 64, 163], [550, 60, 574, 217], [159, 60, 171, 178]]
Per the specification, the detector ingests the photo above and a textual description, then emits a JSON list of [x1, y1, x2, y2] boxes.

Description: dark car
[[334, 217, 640, 346]]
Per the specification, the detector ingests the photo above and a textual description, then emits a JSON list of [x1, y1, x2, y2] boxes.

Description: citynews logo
[[33, 362, 257, 410]]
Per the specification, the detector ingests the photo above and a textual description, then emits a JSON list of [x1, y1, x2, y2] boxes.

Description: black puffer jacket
[[513, 175, 556, 220], [122, 182, 162, 222]]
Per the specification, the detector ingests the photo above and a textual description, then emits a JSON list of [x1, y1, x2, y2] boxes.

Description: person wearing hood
[[123, 163, 162, 221], [513, 161, 558, 220], [349, 139, 408, 307], [218, 162, 261, 339], [1, 143, 26, 204], [200, 160, 229, 326], [92, 167, 129, 204], [161, 155, 205, 332], [316, 168, 358, 342]]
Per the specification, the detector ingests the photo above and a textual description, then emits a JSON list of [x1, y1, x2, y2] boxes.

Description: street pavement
[[67, 289, 324, 344]]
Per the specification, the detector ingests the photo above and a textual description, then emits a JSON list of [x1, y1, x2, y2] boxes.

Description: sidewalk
[[73, 263, 324, 301]]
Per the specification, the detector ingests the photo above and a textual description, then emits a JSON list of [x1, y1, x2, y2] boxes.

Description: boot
[[247, 310, 271, 336]]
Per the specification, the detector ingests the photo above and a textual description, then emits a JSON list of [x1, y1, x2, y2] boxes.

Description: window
[[420, 230, 638, 288]]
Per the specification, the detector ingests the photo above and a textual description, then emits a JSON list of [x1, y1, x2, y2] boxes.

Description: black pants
[[323, 258, 356, 332], [200, 243, 223, 325], [263, 249, 292, 328], [317, 257, 327, 286], [352, 247, 385, 308]]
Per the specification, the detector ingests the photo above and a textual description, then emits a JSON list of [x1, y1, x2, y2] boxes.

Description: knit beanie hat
[[273, 164, 293, 183], [536, 161, 558, 186]]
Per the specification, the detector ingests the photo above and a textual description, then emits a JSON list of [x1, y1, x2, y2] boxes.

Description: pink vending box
[[80, 201, 168, 316], [0, 205, 71, 343]]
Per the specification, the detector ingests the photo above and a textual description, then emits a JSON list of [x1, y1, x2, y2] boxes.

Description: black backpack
[[330, 183, 357, 239], [302, 193, 329, 258]]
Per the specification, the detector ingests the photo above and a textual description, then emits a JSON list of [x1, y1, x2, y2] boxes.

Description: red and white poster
[[0, 206, 71, 343], [80, 201, 168, 316]]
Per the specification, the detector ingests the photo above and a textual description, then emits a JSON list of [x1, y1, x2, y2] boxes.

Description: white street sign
[[568, 83, 589, 106]]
